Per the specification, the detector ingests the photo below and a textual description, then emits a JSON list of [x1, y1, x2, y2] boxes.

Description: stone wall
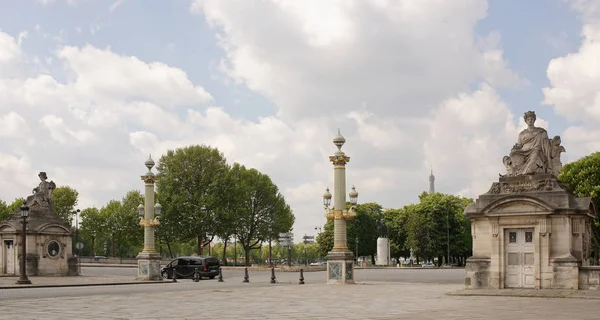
[[579, 266, 600, 290]]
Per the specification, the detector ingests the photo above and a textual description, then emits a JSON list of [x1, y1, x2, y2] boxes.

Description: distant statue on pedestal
[[501, 111, 565, 177], [25, 172, 56, 209], [378, 217, 388, 238]]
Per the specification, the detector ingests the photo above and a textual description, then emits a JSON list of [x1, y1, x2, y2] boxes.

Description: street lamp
[[136, 154, 162, 281], [16, 202, 31, 285], [75, 209, 81, 275], [268, 225, 273, 267], [314, 226, 322, 233], [355, 237, 359, 266], [206, 232, 212, 256], [323, 130, 359, 284]]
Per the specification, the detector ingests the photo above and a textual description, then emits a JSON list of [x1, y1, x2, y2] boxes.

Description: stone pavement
[[2, 280, 600, 319], [0, 274, 146, 289]]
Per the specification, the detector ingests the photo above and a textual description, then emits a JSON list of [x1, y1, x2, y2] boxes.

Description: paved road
[[81, 266, 465, 284], [2, 280, 599, 319]]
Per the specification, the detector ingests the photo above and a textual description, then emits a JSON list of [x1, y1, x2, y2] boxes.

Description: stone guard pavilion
[[465, 111, 597, 289]]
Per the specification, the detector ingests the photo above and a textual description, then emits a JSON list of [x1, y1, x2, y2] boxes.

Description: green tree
[[559, 152, 600, 261], [230, 165, 295, 266], [156, 145, 229, 255], [118, 190, 145, 257], [7, 198, 25, 215], [316, 219, 334, 258], [0, 199, 9, 221], [348, 203, 380, 264], [405, 192, 472, 265], [80, 207, 104, 257], [52, 186, 79, 223], [385, 208, 411, 263]]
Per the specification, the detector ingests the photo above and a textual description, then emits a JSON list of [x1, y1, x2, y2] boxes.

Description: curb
[[447, 291, 600, 300], [0, 281, 170, 290]]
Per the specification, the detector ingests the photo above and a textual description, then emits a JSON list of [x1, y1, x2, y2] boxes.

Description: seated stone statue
[[509, 111, 551, 175], [25, 172, 56, 209], [502, 111, 565, 177]]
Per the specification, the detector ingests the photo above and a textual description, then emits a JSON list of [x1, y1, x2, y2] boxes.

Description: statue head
[[524, 111, 536, 124], [38, 172, 48, 180], [502, 156, 512, 166]]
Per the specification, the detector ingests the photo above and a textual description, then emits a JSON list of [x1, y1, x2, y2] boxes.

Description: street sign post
[[278, 233, 294, 267]]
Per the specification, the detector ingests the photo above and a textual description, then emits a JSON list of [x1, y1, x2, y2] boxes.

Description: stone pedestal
[[136, 252, 162, 281], [327, 252, 355, 284], [376, 238, 390, 266], [465, 174, 595, 290]]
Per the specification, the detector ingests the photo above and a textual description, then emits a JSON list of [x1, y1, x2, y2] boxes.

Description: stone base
[[465, 257, 491, 289], [376, 238, 390, 266], [326, 251, 355, 284], [136, 252, 162, 281], [67, 256, 79, 276], [549, 256, 579, 289]]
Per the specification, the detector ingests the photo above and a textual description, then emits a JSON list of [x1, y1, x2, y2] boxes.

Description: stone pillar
[[136, 155, 162, 281], [325, 131, 356, 284]]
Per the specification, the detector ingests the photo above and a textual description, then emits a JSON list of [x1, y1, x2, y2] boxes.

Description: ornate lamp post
[[207, 232, 212, 256], [268, 225, 273, 267], [75, 208, 81, 275], [16, 202, 31, 285], [323, 130, 358, 284], [136, 155, 162, 281]]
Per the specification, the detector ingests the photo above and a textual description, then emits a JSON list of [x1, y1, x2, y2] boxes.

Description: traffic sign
[[278, 238, 291, 242], [303, 239, 314, 244], [302, 235, 314, 240], [279, 232, 294, 238], [279, 241, 293, 247], [75, 242, 84, 250]]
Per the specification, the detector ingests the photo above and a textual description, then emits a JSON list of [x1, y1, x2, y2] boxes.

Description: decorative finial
[[333, 129, 346, 150], [145, 154, 155, 171]]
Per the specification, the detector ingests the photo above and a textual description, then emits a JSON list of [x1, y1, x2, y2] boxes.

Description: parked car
[[161, 256, 220, 280]]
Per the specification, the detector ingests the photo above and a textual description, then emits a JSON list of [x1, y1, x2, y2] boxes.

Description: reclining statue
[[501, 111, 565, 177], [25, 172, 56, 209]]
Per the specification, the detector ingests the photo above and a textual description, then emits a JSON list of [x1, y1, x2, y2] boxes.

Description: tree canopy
[[559, 151, 600, 261]]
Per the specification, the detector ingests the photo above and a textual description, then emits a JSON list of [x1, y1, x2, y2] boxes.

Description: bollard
[[172, 267, 177, 283], [218, 267, 224, 282], [299, 268, 305, 285], [243, 267, 250, 283], [193, 268, 200, 282], [270, 267, 277, 284]]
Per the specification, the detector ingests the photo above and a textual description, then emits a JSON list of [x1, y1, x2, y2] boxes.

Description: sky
[[1, 0, 600, 243]]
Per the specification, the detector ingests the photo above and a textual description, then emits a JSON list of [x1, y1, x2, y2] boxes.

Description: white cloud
[[0, 2, 529, 242], [109, 0, 125, 12], [0, 32, 23, 76], [185, 0, 533, 239], [57, 45, 213, 107], [191, 0, 525, 121], [424, 83, 521, 197], [542, 0, 600, 161]]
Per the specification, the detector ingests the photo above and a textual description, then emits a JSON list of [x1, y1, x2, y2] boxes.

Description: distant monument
[[0, 172, 77, 276], [465, 111, 596, 290], [375, 217, 391, 266]]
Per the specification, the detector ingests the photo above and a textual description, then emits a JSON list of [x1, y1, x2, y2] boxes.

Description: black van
[[161, 256, 220, 280]]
